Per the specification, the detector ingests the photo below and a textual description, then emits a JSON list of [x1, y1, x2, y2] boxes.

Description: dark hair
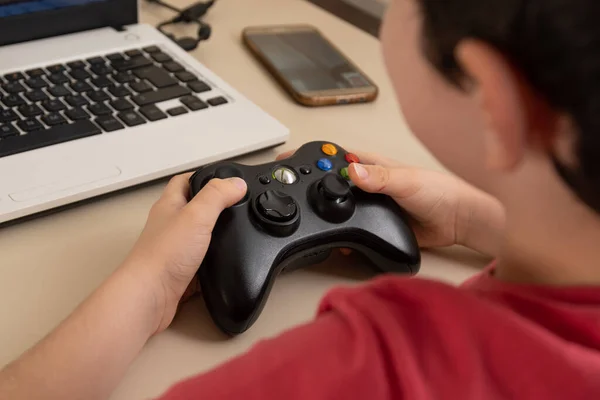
[[418, 0, 600, 212]]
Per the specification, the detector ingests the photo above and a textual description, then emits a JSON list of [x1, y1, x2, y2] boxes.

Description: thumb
[[184, 177, 247, 229], [348, 163, 420, 199]]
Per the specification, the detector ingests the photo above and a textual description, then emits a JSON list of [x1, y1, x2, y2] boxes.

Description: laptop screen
[[0, 0, 107, 18], [0, 0, 137, 46]]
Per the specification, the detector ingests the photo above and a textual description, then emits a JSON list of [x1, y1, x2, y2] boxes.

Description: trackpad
[[9, 165, 122, 202]]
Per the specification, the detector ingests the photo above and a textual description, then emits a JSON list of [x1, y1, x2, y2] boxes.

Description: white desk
[[0, 1, 488, 399]]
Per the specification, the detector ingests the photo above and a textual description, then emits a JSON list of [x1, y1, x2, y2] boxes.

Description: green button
[[340, 167, 350, 179]]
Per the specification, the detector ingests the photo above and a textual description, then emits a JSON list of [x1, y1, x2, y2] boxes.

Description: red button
[[345, 153, 360, 163]]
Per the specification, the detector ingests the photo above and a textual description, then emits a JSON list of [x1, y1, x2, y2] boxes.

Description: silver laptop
[[0, 0, 289, 224]]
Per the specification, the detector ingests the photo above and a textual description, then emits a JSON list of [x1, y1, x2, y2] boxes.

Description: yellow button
[[321, 143, 338, 156]]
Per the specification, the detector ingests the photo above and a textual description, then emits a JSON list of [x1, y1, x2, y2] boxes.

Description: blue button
[[317, 158, 333, 171]]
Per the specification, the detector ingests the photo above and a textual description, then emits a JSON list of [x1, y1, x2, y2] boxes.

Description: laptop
[[0, 0, 289, 224]]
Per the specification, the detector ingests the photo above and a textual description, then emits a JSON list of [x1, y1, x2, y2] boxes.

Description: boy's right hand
[[277, 150, 504, 256]]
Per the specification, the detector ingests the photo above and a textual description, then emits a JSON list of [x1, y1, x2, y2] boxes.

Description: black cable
[[145, 0, 216, 51]]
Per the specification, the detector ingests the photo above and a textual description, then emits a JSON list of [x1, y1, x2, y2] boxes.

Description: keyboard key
[[42, 99, 67, 112], [67, 60, 86, 70], [17, 118, 44, 132], [151, 52, 172, 63], [48, 72, 69, 85], [110, 98, 134, 111], [111, 56, 152, 72], [163, 61, 184, 73], [25, 77, 48, 89], [49, 85, 71, 97], [47, 64, 66, 74], [26, 68, 45, 78], [25, 90, 49, 102], [87, 56, 105, 65], [18, 104, 43, 117], [0, 109, 19, 122], [167, 106, 188, 116], [71, 81, 93, 93], [87, 90, 110, 103], [91, 76, 113, 88], [4, 72, 24, 82], [207, 96, 228, 106], [42, 112, 67, 126], [107, 85, 131, 98], [65, 95, 89, 107], [129, 80, 153, 93], [70, 69, 91, 81], [118, 110, 146, 126], [114, 71, 135, 84], [175, 71, 197, 83], [131, 85, 191, 106], [65, 107, 90, 121], [125, 49, 143, 58], [0, 120, 101, 158], [134, 66, 178, 88], [90, 64, 113, 76], [95, 116, 125, 132], [139, 105, 167, 121], [0, 123, 18, 138], [3, 82, 26, 93], [89, 102, 112, 116], [143, 45, 160, 53], [2, 94, 26, 107], [180, 95, 208, 111], [106, 53, 125, 62], [188, 80, 211, 93]]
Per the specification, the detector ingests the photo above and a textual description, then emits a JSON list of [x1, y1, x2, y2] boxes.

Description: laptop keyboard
[[0, 46, 229, 158]]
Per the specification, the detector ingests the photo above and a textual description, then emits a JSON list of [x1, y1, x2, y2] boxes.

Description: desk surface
[[0, 1, 488, 399]]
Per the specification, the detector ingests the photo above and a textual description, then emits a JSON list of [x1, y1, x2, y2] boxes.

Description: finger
[[161, 172, 194, 202], [340, 248, 352, 256], [149, 173, 195, 220], [345, 150, 404, 168], [275, 149, 296, 161], [349, 163, 421, 199], [180, 276, 201, 304], [184, 177, 247, 229], [275, 147, 401, 168]]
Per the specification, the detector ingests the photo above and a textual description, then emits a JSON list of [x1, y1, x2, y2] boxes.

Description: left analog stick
[[214, 166, 243, 179], [209, 166, 248, 205]]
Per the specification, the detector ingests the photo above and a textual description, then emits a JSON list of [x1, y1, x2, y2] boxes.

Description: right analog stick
[[320, 173, 351, 201], [309, 174, 356, 223]]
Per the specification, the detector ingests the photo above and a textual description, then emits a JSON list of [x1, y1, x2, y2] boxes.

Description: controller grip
[[198, 213, 275, 335]]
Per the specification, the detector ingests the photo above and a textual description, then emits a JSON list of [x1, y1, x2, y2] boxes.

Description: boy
[[2, 0, 600, 398]]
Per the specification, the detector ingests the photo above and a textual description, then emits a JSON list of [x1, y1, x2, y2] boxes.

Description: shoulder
[[317, 275, 494, 341], [319, 275, 478, 315]]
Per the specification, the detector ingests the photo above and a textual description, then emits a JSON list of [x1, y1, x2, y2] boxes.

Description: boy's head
[[381, 0, 600, 217]]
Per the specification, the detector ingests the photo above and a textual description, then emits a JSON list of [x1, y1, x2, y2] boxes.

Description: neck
[[496, 201, 600, 286]]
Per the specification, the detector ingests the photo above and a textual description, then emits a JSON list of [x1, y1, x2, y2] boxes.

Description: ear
[[455, 40, 556, 171]]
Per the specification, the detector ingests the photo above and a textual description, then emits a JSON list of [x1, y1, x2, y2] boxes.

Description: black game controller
[[189, 141, 420, 335]]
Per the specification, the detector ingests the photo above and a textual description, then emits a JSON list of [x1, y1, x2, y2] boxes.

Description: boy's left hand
[[124, 173, 247, 334]]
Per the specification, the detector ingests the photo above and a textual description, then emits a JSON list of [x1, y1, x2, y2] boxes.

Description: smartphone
[[243, 24, 378, 107]]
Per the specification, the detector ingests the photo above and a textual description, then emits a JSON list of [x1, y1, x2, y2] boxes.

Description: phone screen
[[246, 29, 372, 93]]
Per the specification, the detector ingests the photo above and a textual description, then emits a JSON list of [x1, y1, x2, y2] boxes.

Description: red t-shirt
[[158, 267, 600, 399]]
